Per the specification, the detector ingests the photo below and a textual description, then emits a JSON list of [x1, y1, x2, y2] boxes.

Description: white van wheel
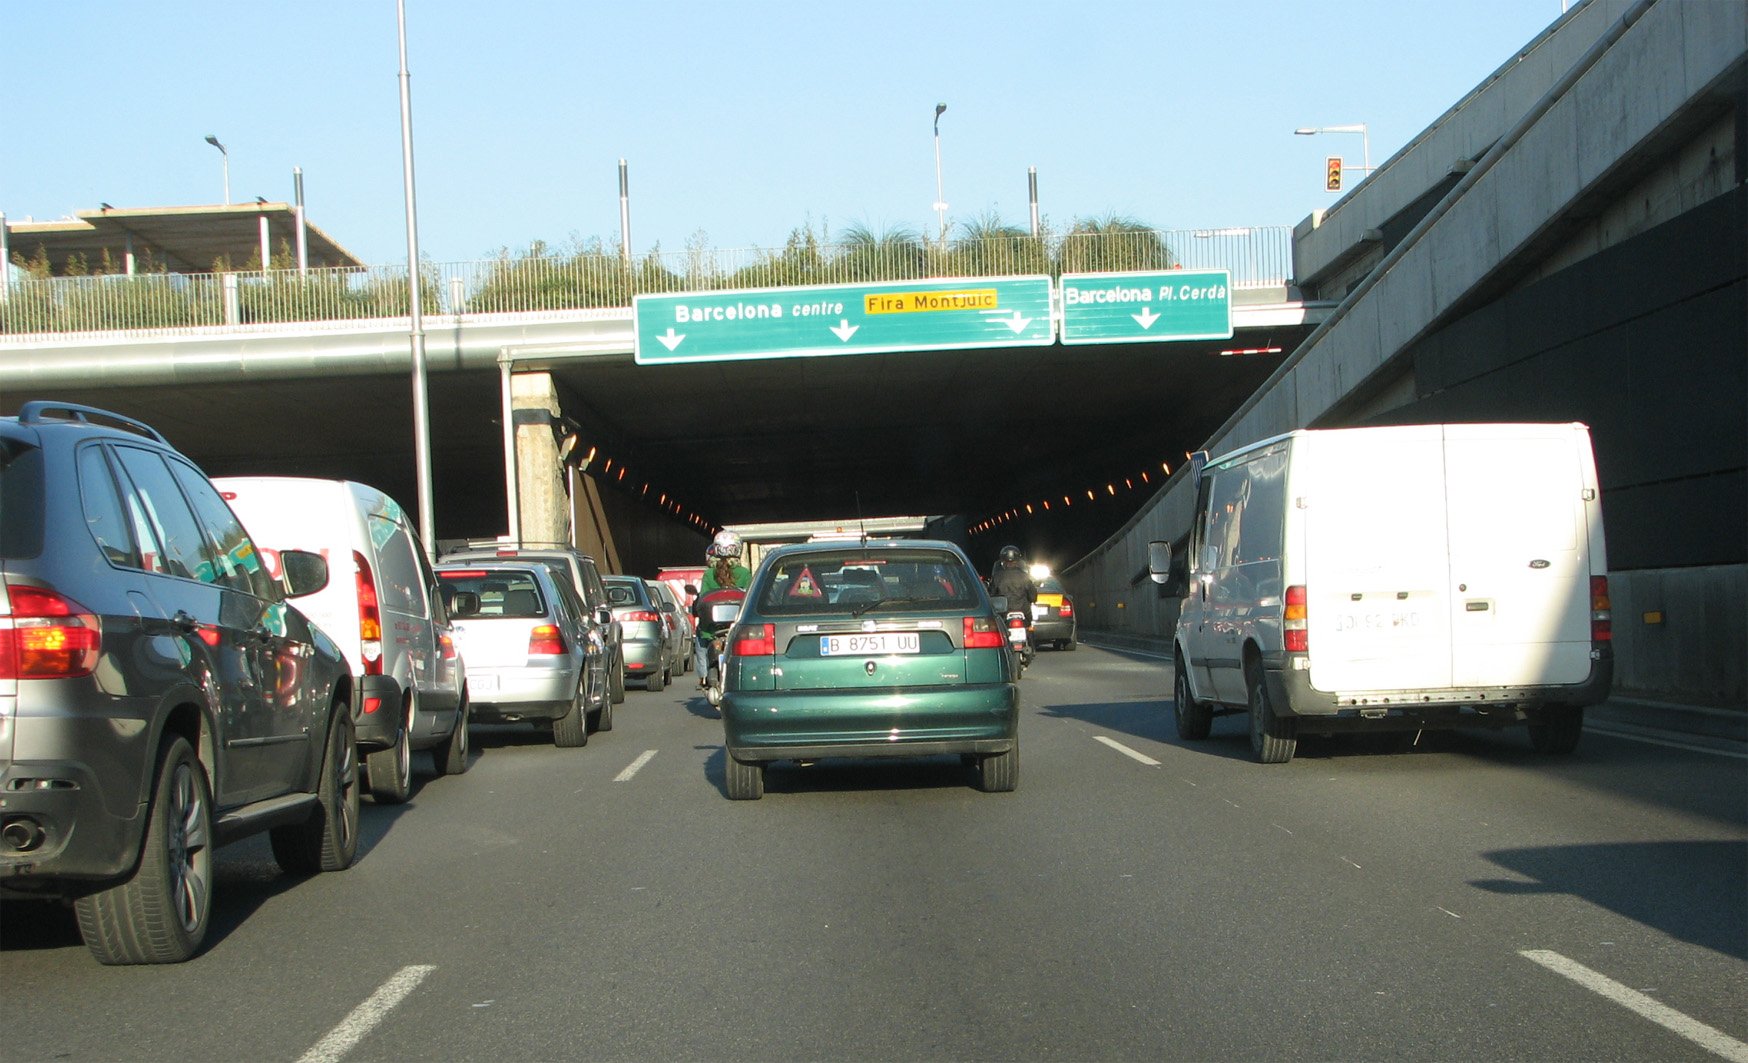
[[1174, 656, 1212, 740], [1248, 674, 1297, 764], [366, 695, 413, 804]]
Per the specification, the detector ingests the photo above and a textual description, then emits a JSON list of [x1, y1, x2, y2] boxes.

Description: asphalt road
[[5, 646, 1746, 1062]]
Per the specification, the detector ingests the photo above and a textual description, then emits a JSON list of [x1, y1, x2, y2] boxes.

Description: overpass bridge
[[1, 0, 1741, 709]]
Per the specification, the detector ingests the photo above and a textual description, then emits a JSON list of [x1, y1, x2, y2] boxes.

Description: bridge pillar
[[509, 372, 569, 546]]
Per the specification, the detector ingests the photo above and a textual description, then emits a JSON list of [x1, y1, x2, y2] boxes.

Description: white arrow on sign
[[830, 319, 859, 342], [1131, 306, 1160, 329], [998, 312, 1031, 334], [656, 328, 686, 351]]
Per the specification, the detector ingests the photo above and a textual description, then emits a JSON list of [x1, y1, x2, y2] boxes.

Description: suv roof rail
[[16, 401, 170, 444]]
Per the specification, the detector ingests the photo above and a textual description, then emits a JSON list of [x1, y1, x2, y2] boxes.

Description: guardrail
[[0, 225, 1292, 338]]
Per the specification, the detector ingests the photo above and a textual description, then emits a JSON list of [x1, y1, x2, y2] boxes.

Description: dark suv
[[0, 402, 357, 964], [442, 541, 625, 705]]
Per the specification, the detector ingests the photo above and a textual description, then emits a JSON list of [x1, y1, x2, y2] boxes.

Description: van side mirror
[[1147, 541, 1172, 585], [280, 549, 329, 597]]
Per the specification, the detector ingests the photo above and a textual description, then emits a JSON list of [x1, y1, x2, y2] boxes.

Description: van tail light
[[0, 583, 102, 680], [1591, 576, 1612, 643], [732, 623, 776, 657], [963, 616, 1005, 649], [623, 610, 661, 624], [439, 633, 457, 661], [1283, 585, 1309, 653], [528, 624, 567, 656], [1058, 600, 1074, 618], [354, 551, 383, 675]]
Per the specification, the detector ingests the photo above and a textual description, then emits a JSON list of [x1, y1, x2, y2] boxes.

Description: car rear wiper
[[850, 596, 931, 618]]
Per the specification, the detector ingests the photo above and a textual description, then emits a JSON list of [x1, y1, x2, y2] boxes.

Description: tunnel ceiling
[[17, 331, 1302, 562]]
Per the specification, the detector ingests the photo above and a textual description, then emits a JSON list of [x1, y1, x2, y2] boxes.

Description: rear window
[[0, 439, 45, 559], [436, 569, 547, 618], [1039, 578, 1066, 594], [604, 580, 645, 607], [755, 549, 980, 614]]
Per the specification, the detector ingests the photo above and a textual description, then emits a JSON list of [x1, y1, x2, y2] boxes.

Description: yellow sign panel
[[864, 288, 999, 315], [1036, 593, 1063, 607]]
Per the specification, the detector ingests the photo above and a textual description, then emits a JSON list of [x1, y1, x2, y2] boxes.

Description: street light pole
[[396, 0, 436, 561], [1295, 124, 1372, 182], [932, 102, 948, 246], [204, 135, 230, 205]]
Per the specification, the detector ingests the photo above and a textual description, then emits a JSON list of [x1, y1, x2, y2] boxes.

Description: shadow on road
[[1476, 840, 1748, 961], [697, 745, 983, 798]]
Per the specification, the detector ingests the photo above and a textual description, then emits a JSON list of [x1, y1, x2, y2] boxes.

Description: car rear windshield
[[604, 580, 646, 606], [437, 569, 548, 618], [755, 548, 980, 615]]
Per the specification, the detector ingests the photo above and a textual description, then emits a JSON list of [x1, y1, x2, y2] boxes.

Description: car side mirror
[[280, 549, 329, 597], [596, 607, 613, 627]]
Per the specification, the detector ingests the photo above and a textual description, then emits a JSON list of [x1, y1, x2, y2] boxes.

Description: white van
[[1149, 423, 1613, 763], [216, 477, 470, 798]]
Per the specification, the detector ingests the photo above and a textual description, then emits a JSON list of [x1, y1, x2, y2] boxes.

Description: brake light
[[1283, 585, 1308, 653], [732, 623, 776, 657], [438, 569, 489, 579], [1058, 600, 1073, 618], [1007, 614, 1027, 629], [439, 633, 457, 661], [353, 551, 383, 675], [963, 616, 1004, 649], [622, 610, 661, 624], [1591, 576, 1612, 643], [528, 624, 566, 655], [0, 584, 102, 680]]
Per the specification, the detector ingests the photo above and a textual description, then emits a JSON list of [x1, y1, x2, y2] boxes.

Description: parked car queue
[[0, 401, 784, 967]]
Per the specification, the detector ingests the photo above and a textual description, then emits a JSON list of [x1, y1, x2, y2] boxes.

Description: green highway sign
[[1058, 269, 1233, 345], [633, 276, 1054, 364]]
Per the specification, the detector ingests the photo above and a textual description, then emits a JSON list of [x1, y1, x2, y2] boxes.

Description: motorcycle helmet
[[998, 545, 1022, 565], [708, 529, 744, 559]]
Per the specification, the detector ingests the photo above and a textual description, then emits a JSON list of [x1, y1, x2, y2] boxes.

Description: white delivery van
[[216, 477, 470, 798], [1149, 423, 1612, 763]]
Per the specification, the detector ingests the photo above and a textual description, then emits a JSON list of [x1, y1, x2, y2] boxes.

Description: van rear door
[[1443, 425, 1594, 687], [1302, 427, 1456, 694]]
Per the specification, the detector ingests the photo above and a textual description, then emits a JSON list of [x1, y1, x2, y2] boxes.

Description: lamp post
[[204, 135, 230, 205], [1295, 124, 1372, 184], [396, 0, 436, 560], [932, 102, 948, 246]]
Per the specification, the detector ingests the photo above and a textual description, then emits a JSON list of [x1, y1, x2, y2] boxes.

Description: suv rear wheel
[[74, 735, 213, 964], [271, 708, 361, 873]]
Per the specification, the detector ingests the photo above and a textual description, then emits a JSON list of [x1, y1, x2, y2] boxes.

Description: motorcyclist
[[692, 530, 752, 687], [988, 545, 1037, 629]]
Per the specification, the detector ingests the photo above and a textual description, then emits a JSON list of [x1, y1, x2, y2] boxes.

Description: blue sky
[[5, 1, 1568, 267]]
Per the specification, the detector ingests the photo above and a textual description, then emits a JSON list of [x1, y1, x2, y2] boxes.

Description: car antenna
[[856, 491, 868, 548]]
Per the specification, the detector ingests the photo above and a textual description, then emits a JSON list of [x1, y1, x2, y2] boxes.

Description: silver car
[[435, 562, 611, 746], [647, 579, 693, 678], [604, 575, 680, 692]]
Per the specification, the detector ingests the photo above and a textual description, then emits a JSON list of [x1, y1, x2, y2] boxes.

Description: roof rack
[[16, 401, 169, 444]]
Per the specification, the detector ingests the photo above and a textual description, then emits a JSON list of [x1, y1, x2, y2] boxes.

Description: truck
[[1150, 423, 1613, 763]]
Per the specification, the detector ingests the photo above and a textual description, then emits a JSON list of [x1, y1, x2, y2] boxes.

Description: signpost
[[1058, 269, 1233, 345], [633, 276, 1053, 364]]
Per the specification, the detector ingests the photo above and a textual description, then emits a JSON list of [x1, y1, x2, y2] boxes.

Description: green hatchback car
[[719, 539, 1019, 800]]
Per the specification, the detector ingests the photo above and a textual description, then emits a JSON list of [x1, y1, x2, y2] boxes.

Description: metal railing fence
[[0, 225, 1292, 338]]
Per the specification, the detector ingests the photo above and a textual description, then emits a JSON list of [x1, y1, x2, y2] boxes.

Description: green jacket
[[700, 562, 751, 595]]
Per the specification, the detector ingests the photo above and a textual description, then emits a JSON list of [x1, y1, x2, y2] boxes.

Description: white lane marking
[[1520, 950, 1748, 1062], [614, 749, 658, 781], [1588, 726, 1748, 760], [1341, 857, 1362, 869], [1436, 907, 1462, 919], [1095, 735, 1160, 766], [298, 965, 436, 1063]]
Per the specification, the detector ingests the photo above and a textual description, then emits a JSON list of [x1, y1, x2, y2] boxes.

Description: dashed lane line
[[615, 749, 659, 781], [298, 965, 436, 1063], [1094, 735, 1161, 766], [1520, 950, 1748, 1062]]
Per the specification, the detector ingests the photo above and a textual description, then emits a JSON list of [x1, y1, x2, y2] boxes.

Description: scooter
[[693, 591, 746, 710], [1005, 610, 1035, 673]]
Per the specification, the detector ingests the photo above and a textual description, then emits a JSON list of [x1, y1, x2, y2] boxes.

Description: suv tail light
[[528, 624, 567, 656], [0, 583, 102, 680], [963, 616, 1004, 649], [354, 551, 383, 675], [732, 623, 776, 657], [1591, 576, 1612, 643], [1283, 585, 1308, 653]]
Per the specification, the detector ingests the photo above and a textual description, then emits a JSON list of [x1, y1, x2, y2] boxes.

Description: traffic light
[[1325, 156, 1343, 192]]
